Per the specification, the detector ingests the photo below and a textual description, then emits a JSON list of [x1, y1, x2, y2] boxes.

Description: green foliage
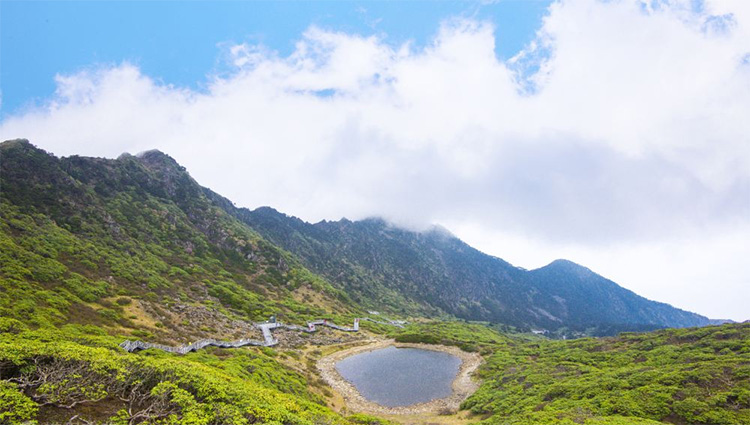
[[239, 207, 708, 332], [0, 141, 356, 339], [2, 140, 746, 425], [116, 296, 133, 306], [346, 413, 398, 425], [184, 348, 319, 403], [391, 321, 510, 353], [0, 318, 28, 334], [0, 328, 351, 425], [205, 279, 265, 317], [62, 273, 109, 302], [584, 417, 664, 425], [464, 323, 750, 425], [0, 380, 38, 424]]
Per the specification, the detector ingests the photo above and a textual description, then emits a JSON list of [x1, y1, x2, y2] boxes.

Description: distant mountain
[[527, 259, 707, 330], [211, 204, 710, 332], [0, 139, 710, 336]]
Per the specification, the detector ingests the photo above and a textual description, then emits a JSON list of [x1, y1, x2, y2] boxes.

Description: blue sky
[[1, 0, 748, 321], [1, 0, 551, 116]]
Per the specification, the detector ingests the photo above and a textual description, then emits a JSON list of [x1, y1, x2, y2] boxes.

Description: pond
[[335, 346, 462, 407]]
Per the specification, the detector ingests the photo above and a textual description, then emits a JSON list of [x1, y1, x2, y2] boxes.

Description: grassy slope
[[388, 321, 750, 425], [3, 321, 748, 424], [0, 140, 390, 424], [467, 324, 750, 425], [0, 140, 355, 344], [1, 140, 748, 425], [0, 324, 394, 425]]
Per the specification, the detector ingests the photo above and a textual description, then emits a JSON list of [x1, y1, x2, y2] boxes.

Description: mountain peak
[[548, 258, 581, 268], [1, 138, 32, 148], [1, 139, 50, 157], [425, 223, 456, 239], [253, 206, 283, 215], [132, 149, 189, 179], [539, 259, 598, 279], [0, 141, 711, 333], [135, 149, 185, 167], [135, 148, 167, 158]]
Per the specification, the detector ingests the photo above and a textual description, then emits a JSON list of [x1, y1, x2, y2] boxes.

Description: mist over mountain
[[217, 202, 710, 332], [1, 139, 710, 336]]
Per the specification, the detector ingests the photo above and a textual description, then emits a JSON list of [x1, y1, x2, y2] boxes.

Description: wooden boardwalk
[[119, 317, 405, 354]]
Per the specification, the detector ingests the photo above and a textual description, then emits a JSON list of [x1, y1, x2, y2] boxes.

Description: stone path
[[119, 316, 405, 354]]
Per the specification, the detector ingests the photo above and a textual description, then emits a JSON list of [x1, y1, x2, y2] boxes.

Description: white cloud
[[2, 0, 749, 320]]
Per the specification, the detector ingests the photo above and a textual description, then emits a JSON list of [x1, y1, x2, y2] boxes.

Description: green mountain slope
[[214, 206, 709, 333], [0, 326, 358, 425], [0, 140, 710, 336], [0, 139, 354, 344], [0, 140, 747, 425]]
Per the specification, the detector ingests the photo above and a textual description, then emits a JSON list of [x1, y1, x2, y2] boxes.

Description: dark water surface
[[335, 346, 462, 407]]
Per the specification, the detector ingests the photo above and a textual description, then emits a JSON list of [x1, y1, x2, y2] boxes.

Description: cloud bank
[[2, 0, 749, 320]]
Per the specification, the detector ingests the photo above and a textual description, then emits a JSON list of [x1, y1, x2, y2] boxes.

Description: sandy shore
[[317, 339, 482, 415]]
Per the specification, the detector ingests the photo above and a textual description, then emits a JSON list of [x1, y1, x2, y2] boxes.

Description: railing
[[119, 317, 406, 354]]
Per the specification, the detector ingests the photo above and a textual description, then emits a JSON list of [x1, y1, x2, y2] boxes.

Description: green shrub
[[0, 381, 38, 424], [97, 308, 120, 322], [0, 318, 28, 334], [0, 328, 344, 425]]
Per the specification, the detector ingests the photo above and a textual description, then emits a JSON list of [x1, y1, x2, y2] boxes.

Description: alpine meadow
[[1, 1, 749, 425]]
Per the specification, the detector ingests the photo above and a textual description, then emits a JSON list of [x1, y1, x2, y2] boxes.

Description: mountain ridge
[[205, 192, 711, 332], [1, 140, 711, 335], [0, 139, 356, 345]]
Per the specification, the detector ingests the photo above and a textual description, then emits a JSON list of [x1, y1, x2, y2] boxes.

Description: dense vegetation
[[2, 317, 748, 424], [390, 321, 514, 354], [390, 321, 750, 424], [1, 140, 747, 425], [0, 139, 710, 336], [0, 322, 389, 425], [464, 323, 750, 425], [0, 140, 353, 344], [231, 207, 709, 333]]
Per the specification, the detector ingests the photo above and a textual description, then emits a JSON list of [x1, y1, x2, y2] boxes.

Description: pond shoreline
[[317, 339, 482, 415]]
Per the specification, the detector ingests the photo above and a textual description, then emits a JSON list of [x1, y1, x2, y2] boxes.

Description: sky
[[1, 0, 748, 321]]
